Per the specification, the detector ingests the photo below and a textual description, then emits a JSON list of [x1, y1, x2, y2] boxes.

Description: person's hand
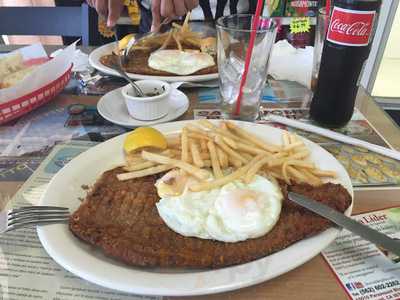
[[151, 0, 199, 31], [87, 0, 124, 27]]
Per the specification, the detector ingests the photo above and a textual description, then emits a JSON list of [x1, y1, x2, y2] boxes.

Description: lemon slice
[[119, 33, 135, 50], [123, 127, 167, 153]]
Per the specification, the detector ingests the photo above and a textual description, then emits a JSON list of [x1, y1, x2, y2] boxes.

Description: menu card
[[322, 208, 400, 300], [0, 140, 161, 300]]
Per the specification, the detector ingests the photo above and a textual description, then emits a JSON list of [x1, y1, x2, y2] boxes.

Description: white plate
[[37, 121, 353, 297], [89, 42, 219, 83], [97, 87, 189, 128]]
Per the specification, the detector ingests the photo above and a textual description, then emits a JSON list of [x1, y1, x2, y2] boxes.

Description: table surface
[[1, 45, 400, 300]]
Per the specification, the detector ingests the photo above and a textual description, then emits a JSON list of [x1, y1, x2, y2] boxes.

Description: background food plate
[[37, 120, 353, 297], [89, 42, 219, 83]]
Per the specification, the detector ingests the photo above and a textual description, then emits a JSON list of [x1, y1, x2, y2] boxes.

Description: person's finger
[[107, 0, 124, 27], [160, 0, 175, 18], [151, 0, 162, 32], [184, 0, 199, 11], [173, 0, 186, 16], [95, 0, 108, 17], [86, 0, 94, 8]]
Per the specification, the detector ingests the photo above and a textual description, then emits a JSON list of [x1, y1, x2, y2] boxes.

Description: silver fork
[[0, 206, 70, 233], [112, 30, 145, 97], [122, 17, 172, 62]]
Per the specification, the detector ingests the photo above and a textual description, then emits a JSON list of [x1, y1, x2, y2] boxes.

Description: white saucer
[[97, 87, 189, 128]]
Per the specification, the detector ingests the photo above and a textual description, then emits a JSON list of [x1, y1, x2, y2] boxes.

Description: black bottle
[[310, 0, 382, 128]]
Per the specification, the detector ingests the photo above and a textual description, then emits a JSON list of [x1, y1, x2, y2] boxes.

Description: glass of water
[[311, 7, 329, 91], [216, 15, 277, 121]]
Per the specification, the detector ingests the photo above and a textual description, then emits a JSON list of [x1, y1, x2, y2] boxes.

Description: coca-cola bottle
[[309, 0, 381, 128]]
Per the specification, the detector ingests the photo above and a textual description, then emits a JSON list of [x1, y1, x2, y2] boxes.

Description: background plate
[[89, 42, 219, 83], [38, 121, 353, 296]]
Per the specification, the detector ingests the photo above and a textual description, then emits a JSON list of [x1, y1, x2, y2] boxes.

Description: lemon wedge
[[118, 33, 135, 50], [123, 127, 167, 154]]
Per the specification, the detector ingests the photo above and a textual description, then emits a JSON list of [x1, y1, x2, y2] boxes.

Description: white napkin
[[51, 48, 89, 73], [268, 40, 313, 89], [0, 43, 75, 104]]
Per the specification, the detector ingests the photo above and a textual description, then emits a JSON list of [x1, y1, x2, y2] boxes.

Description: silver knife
[[288, 192, 400, 257]]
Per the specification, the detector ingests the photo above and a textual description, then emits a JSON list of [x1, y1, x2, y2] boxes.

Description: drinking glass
[[311, 7, 329, 91], [216, 15, 277, 121]]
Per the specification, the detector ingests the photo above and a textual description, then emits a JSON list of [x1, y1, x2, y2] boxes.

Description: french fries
[[214, 135, 248, 164], [241, 152, 253, 161], [124, 149, 174, 170], [166, 134, 180, 148], [288, 149, 310, 160], [142, 150, 211, 180], [282, 131, 290, 147], [207, 141, 223, 179], [190, 165, 251, 192], [283, 141, 303, 152], [188, 132, 211, 141], [118, 121, 337, 188], [222, 136, 237, 149], [123, 160, 156, 172], [282, 162, 290, 184], [186, 124, 208, 135], [125, 153, 145, 165], [236, 141, 269, 155], [228, 156, 243, 168], [302, 169, 323, 186], [190, 139, 204, 168], [200, 139, 208, 152], [289, 133, 299, 144], [219, 122, 228, 130], [198, 119, 215, 129], [226, 121, 281, 153], [216, 146, 228, 169], [311, 169, 337, 178], [285, 160, 315, 169], [117, 164, 174, 181], [181, 128, 189, 163], [244, 154, 271, 183]]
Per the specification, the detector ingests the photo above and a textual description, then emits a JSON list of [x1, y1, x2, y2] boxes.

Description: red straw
[[326, 0, 331, 16], [325, 0, 331, 34], [234, 0, 265, 116]]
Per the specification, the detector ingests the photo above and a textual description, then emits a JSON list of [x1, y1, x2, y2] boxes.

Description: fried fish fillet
[[69, 168, 351, 268]]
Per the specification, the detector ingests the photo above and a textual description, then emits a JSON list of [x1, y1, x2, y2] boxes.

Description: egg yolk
[[220, 189, 264, 216]]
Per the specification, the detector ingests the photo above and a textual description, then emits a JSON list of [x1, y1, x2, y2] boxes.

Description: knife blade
[[288, 192, 400, 257]]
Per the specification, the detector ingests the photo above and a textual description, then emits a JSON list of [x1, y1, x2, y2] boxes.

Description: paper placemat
[[0, 140, 161, 300], [322, 207, 400, 300]]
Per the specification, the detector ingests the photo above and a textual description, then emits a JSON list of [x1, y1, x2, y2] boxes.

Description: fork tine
[[11, 206, 69, 213], [7, 215, 69, 226], [2, 206, 70, 233], [8, 210, 69, 217], [8, 213, 70, 226], [7, 218, 69, 232]]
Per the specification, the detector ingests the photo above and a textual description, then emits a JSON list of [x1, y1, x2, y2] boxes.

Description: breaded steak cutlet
[[69, 167, 351, 268]]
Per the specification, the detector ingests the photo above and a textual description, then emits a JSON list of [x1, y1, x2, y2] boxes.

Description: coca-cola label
[[327, 7, 376, 46]]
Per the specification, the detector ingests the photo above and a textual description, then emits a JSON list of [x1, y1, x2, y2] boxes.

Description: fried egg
[[148, 50, 215, 75], [156, 172, 283, 243]]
